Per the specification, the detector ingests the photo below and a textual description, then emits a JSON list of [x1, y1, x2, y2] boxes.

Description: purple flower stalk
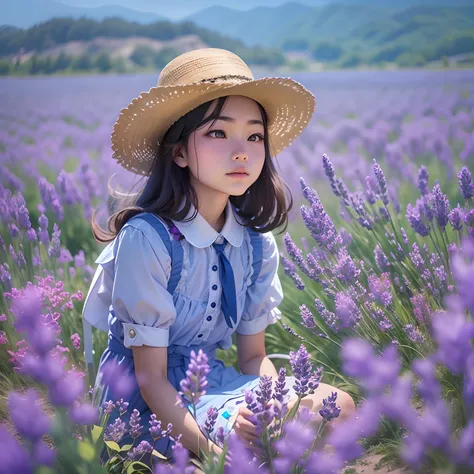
[[127, 440, 153, 461], [273, 367, 289, 403], [449, 204, 464, 231], [104, 417, 127, 443], [319, 391, 341, 422], [129, 409, 143, 438], [255, 375, 273, 408], [432, 181, 450, 229], [458, 166, 474, 200], [290, 344, 322, 398], [179, 349, 210, 409], [373, 159, 389, 205], [281, 254, 305, 290], [8, 389, 52, 442], [203, 407, 218, 436], [148, 413, 162, 440], [417, 166, 430, 196], [300, 304, 316, 330], [406, 203, 430, 237], [284, 233, 312, 277]]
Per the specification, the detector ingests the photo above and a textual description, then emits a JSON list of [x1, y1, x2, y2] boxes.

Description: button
[[206, 315, 212, 321], [212, 284, 218, 290], [129, 328, 136, 338], [212, 265, 218, 271], [197, 334, 203, 338], [215, 235, 224, 244], [211, 302, 216, 308]]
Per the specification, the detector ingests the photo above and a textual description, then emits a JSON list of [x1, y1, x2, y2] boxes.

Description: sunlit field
[[1, 69, 474, 473]]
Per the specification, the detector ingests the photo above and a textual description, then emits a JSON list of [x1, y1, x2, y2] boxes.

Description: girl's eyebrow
[[216, 116, 263, 126]]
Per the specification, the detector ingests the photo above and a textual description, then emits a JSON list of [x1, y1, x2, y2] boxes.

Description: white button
[[129, 329, 136, 338], [215, 235, 224, 244]]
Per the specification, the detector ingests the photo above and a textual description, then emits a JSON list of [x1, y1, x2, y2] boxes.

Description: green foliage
[[0, 16, 287, 74], [129, 44, 156, 67], [311, 41, 344, 62], [0, 59, 11, 75]]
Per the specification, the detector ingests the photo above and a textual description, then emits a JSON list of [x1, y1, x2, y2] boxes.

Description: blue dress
[[82, 200, 298, 462]]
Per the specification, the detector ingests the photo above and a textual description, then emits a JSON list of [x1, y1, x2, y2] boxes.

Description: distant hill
[[54, 0, 474, 21], [185, 2, 474, 50], [1, 0, 165, 28], [0, 17, 287, 75]]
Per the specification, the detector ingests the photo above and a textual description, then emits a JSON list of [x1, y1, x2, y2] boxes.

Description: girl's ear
[[172, 144, 189, 169]]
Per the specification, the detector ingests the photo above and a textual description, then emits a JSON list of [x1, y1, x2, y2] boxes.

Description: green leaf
[[91, 424, 104, 444], [120, 443, 133, 452], [78, 440, 96, 462], [104, 440, 121, 452], [36, 468, 55, 474], [152, 448, 168, 460], [126, 461, 152, 473]]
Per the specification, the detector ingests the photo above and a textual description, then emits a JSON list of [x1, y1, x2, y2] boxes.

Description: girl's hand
[[232, 406, 259, 447]]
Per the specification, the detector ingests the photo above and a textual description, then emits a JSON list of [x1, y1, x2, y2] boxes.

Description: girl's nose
[[232, 152, 248, 161]]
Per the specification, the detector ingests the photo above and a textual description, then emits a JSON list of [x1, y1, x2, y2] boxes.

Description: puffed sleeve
[[236, 231, 284, 335], [111, 223, 177, 348]]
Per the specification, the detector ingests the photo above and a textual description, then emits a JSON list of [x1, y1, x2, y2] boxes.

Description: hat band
[[198, 74, 253, 84]]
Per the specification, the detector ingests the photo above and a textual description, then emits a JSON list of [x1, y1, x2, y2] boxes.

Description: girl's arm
[[237, 331, 279, 381], [133, 345, 221, 459]]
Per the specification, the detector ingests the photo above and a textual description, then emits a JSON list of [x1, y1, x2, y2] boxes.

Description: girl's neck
[[192, 180, 229, 233]]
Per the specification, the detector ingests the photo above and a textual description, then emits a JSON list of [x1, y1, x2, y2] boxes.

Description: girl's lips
[[226, 172, 249, 177]]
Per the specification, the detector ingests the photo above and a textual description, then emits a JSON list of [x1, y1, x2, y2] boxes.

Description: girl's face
[[173, 95, 266, 198]]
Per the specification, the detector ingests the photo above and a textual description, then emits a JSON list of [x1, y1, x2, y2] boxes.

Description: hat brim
[[111, 77, 316, 176]]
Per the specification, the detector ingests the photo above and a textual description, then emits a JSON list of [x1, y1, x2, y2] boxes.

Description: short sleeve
[[111, 223, 177, 348], [236, 231, 284, 336]]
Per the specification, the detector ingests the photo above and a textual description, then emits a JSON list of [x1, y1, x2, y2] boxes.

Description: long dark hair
[[92, 95, 293, 243]]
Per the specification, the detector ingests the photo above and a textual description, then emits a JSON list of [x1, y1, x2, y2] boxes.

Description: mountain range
[[2, 0, 473, 29], [1, 0, 165, 28]]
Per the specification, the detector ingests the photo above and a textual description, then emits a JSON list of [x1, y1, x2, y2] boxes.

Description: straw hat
[[111, 48, 316, 175]]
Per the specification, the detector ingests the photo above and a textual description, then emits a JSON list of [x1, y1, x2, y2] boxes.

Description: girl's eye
[[249, 133, 264, 142], [207, 130, 226, 139], [207, 130, 264, 142]]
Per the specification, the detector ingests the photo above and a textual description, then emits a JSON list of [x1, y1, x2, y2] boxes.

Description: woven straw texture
[[111, 48, 316, 176]]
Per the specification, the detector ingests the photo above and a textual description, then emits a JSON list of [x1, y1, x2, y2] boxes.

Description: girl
[[82, 48, 356, 466]]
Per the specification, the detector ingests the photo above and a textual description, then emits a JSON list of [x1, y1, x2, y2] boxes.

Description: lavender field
[[1, 68, 474, 473]]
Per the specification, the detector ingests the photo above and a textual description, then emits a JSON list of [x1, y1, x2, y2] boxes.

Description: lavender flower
[[255, 375, 273, 408], [374, 244, 390, 271], [70, 403, 98, 425], [104, 417, 127, 443], [300, 304, 316, 330], [284, 233, 312, 277], [178, 349, 210, 408], [406, 203, 430, 237], [290, 344, 322, 398], [373, 159, 389, 205], [273, 367, 289, 403], [319, 391, 341, 422], [458, 166, 474, 199], [203, 407, 218, 436], [404, 324, 425, 344], [334, 292, 361, 329], [129, 409, 143, 439], [100, 359, 134, 399], [417, 166, 430, 196], [7, 389, 52, 441], [281, 254, 305, 290], [432, 181, 450, 229], [148, 414, 162, 440], [103, 400, 115, 415], [127, 440, 153, 461], [0, 425, 33, 474], [449, 204, 464, 231]]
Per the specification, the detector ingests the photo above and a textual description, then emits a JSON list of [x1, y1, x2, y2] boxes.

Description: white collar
[[172, 199, 244, 249]]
